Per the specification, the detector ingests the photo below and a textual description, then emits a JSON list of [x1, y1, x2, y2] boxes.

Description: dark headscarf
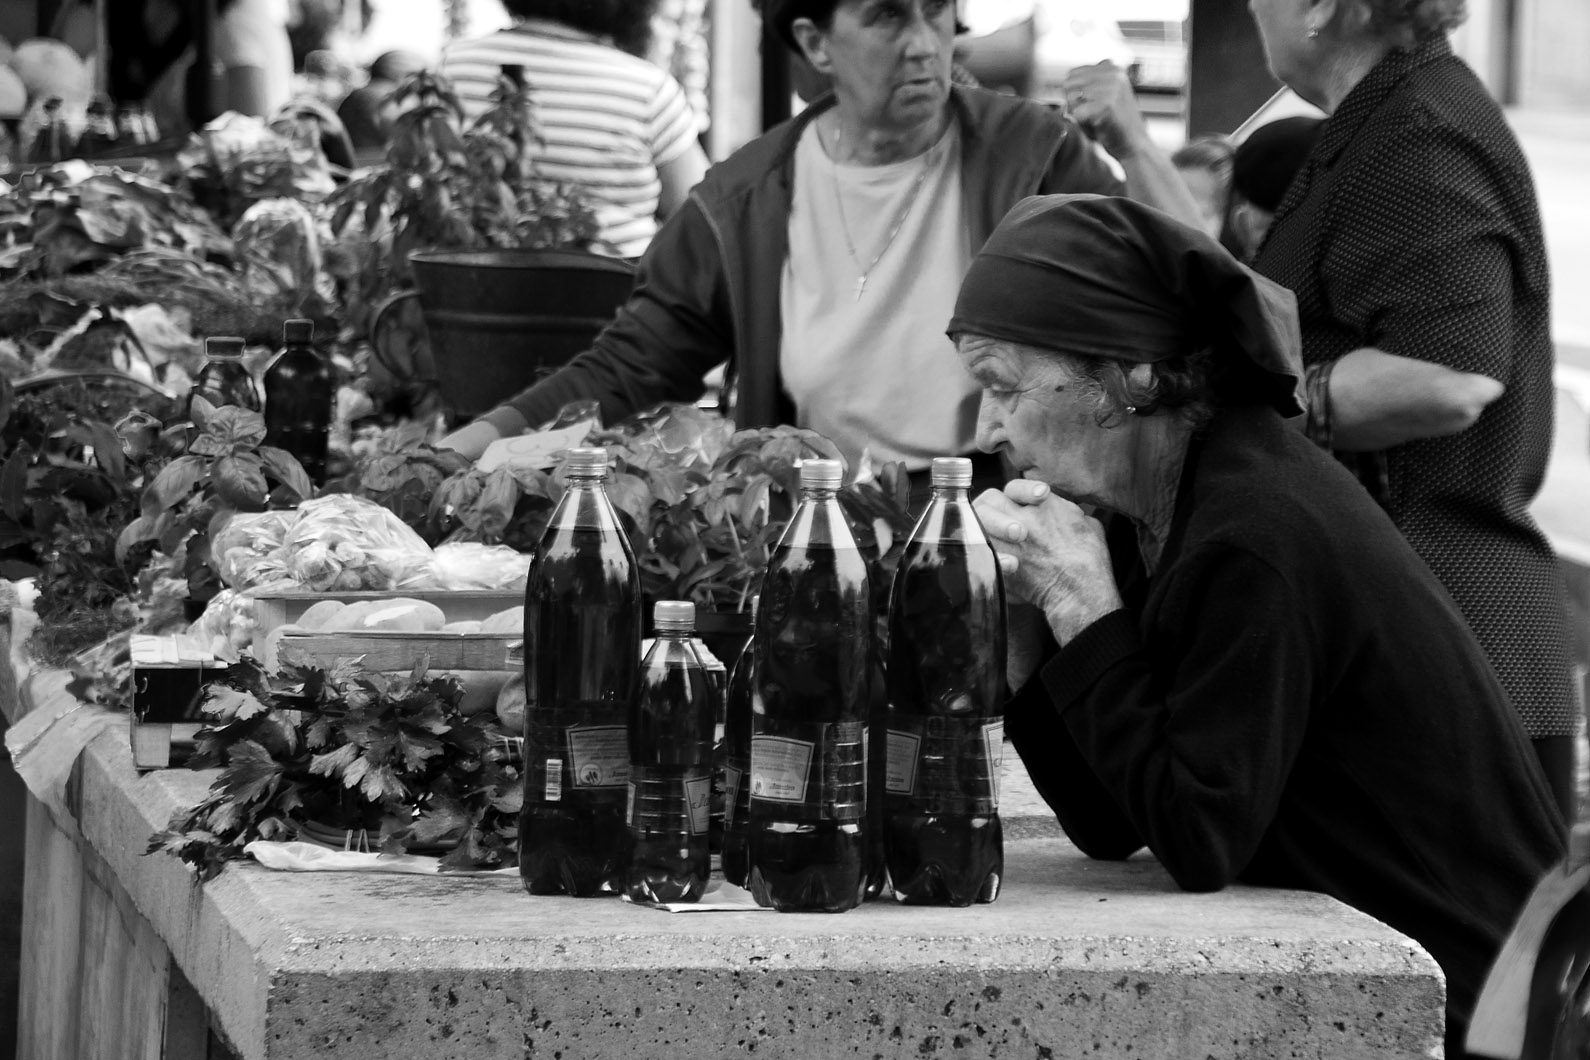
[[947, 194, 1305, 417]]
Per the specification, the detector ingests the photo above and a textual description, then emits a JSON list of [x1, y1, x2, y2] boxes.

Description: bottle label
[[885, 729, 922, 794], [722, 764, 744, 826], [565, 725, 631, 788], [881, 715, 1002, 813], [684, 772, 713, 835], [749, 736, 814, 802], [750, 721, 865, 822], [544, 758, 563, 802], [983, 720, 1005, 805]]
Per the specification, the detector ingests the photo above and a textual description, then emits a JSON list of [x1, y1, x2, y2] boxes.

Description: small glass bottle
[[748, 458, 873, 913], [884, 457, 1007, 905], [262, 318, 333, 486], [520, 447, 640, 897], [624, 601, 715, 905]]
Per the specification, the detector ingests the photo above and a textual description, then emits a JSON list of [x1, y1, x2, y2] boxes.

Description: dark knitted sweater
[[1006, 404, 1565, 1055]]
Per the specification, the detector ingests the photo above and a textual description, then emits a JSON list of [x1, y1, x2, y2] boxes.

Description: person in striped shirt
[[440, 0, 711, 259]]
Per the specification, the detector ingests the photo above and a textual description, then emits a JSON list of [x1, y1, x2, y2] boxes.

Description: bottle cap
[[564, 447, 609, 477], [930, 456, 973, 488], [204, 336, 246, 359], [654, 600, 695, 633], [283, 319, 314, 344], [799, 459, 842, 491]]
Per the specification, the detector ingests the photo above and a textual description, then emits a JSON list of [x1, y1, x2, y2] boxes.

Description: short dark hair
[[504, 0, 659, 56], [757, 0, 842, 54], [1361, 0, 1466, 43]]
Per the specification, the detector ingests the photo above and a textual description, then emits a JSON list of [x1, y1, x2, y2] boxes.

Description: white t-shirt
[[440, 21, 699, 259], [779, 119, 976, 473], [214, 0, 295, 117]]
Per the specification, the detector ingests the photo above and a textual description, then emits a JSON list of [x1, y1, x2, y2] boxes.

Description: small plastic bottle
[[719, 596, 757, 889], [624, 601, 715, 904], [748, 458, 873, 913], [189, 337, 261, 420], [520, 447, 640, 897], [884, 457, 1007, 906], [262, 318, 333, 486]]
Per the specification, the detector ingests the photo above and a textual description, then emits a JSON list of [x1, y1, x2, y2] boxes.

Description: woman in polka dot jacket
[[1248, 0, 1579, 824]]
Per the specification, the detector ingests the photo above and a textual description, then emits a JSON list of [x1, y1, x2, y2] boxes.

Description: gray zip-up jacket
[[482, 85, 1123, 436]]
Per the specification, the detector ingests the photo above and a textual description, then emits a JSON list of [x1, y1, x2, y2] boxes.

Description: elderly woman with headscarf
[[1245, 0, 1580, 822], [953, 195, 1564, 1058]]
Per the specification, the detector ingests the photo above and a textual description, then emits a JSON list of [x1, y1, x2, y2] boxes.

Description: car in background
[[1115, 0, 1188, 94]]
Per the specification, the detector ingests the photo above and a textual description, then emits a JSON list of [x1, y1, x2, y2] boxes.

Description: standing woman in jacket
[[1248, 0, 1579, 821], [439, 0, 1201, 502]]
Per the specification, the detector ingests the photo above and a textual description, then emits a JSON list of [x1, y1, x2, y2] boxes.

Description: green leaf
[[309, 742, 358, 778], [217, 740, 283, 806], [197, 406, 269, 455], [256, 446, 315, 502], [411, 797, 470, 845], [143, 456, 207, 518], [202, 686, 270, 723], [212, 454, 269, 510]]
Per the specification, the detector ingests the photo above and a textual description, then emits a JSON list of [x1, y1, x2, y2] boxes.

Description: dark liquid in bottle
[[520, 523, 638, 896], [625, 646, 714, 904], [749, 544, 871, 913], [719, 641, 753, 888], [263, 341, 333, 485], [885, 539, 1005, 906]]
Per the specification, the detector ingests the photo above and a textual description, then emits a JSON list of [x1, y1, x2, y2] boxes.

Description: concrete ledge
[[58, 719, 1446, 1059]]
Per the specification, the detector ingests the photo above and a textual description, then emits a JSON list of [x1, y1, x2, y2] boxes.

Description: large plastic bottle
[[718, 596, 757, 889], [189, 336, 261, 419], [624, 601, 715, 904], [520, 447, 639, 896], [748, 458, 872, 913], [884, 457, 1007, 905], [262, 318, 334, 486]]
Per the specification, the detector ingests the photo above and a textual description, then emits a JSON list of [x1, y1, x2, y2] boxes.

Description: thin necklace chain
[[829, 122, 935, 301]]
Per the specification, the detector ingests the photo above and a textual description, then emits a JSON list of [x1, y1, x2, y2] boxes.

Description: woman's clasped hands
[[974, 478, 1125, 655]]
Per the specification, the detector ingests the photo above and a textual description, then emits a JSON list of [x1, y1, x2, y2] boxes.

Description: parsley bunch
[[149, 654, 522, 880]]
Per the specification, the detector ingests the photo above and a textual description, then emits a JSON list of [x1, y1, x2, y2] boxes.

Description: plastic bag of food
[[187, 588, 259, 655], [278, 494, 438, 591], [211, 508, 301, 589], [431, 542, 528, 591]]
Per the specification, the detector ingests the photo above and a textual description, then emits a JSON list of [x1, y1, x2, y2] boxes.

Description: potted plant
[[323, 71, 604, 417]]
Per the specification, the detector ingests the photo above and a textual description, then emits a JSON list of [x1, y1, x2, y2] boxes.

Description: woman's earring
[[1306, 26, 1320, 39], [1125, 405, 1139, 415]]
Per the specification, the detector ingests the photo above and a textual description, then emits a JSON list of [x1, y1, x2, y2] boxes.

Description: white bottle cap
[[799, 459, 842, 490], [565, 447, 609, 477], [654, 600, 695, 633], [930, 456, 973, 489]]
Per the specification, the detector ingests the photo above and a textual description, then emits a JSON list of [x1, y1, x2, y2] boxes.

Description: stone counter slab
[[62, 723, 1445, 1060]]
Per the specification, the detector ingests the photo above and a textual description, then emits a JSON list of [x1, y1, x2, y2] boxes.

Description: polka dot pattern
[[1254, 35, 1578, 737]]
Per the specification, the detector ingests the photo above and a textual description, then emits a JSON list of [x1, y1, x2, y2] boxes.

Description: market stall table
[[3, 616, 1447, 1060]]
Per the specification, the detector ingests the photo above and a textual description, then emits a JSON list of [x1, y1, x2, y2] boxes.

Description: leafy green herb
[[148, 654, 522, 880]]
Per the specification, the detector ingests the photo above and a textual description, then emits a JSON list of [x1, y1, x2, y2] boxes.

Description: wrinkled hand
[[1061, 61, 1149, 162], [975, 480, 1124, 646]]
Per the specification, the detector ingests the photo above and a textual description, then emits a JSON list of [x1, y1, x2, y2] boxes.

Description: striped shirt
[[440, 20, 698, 258]]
